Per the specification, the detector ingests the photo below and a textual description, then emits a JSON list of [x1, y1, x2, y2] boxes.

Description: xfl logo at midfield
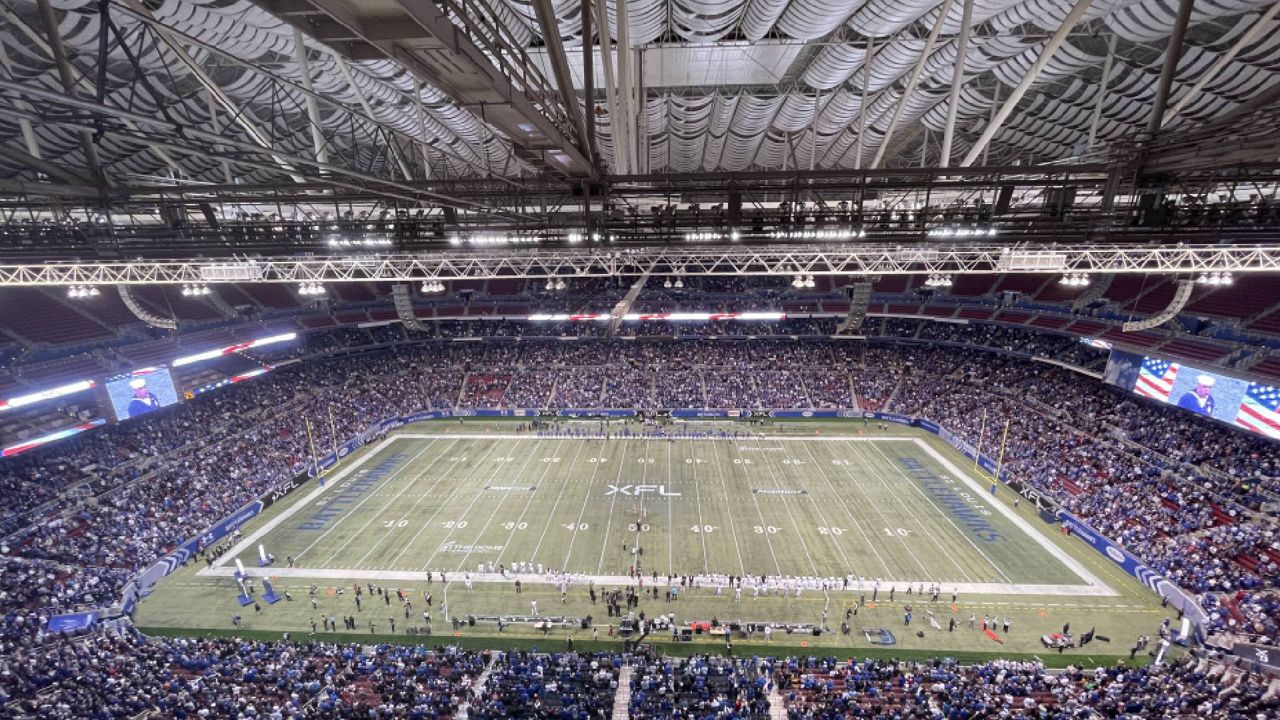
[[606, 484, 681, 497]]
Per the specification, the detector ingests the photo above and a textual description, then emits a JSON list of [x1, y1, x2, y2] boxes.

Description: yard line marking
[[913, 438, 1113, 593], [318, 440, 463, 567], [706, 438, 747, 577], [293, 440, 440, 564], [594, 440, 631, 575], [499, 439, 588, 567], [865, 441, 1012, 585], [854, 442, 977, 583], [633, 438, 652, 576], [386, 438, 510, 568], [452, 438, 568, 573], [666, 441, 675, 576], [420, 439, 548, 572], [535, 439, 603, 566], [814, 441, 933, 581], [759, 439, 855, 577], [729, 438, 783, 576], [794, 439, 893, 580], [749, 436, 821, 577], [688, 442, 710, 575], [345, 438, 467, 569]]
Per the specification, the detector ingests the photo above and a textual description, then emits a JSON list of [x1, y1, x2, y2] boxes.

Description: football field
[[137, 420, 1175, 660], [205, 429, 1104, 593]]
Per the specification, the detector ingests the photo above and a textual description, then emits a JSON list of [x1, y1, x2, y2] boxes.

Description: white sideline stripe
[[911, 438, 1117, 596], [392, 433, 917, 442], [194, 566, 1116, 597], [211, 435, 403, 569]]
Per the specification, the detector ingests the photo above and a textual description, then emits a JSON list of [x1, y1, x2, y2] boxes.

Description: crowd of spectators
[[629, 654, 772, 719], [0, 323, 1276, 670], [470, 650, 618, 718], [2, 633, 1277, 719], [0, 632, 485, 718], [773, 653, 1279, 719]]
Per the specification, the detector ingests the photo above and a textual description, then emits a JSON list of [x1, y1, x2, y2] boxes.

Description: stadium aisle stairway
[[768, 684, 787, 720], [458, 654, 498, 719], [612, 664, 633, 720]]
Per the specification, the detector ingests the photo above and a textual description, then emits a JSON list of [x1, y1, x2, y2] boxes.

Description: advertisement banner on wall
[[46, 610, 99, 634], [770, 410, 842, 418], [865, 412, 913, 425], [1233, 643, 1280, 673], [1057, 510, 1206, 629]]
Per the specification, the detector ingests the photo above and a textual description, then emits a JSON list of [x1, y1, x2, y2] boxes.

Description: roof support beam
[[1161, 0, 1280, 129], [617, 0, 636, 174], [385, 0, 591, 175], [594, 0, 622, 173], [1146, 0, 1195, 137], [0, 6, 196, 178], [0, 147, 93, 187], [961, 0, 1094, 167], [582, 0, 599, 168], [871, 0, 954, 169], [34, 0, 105, 187], [1085, 33, 1117, 154], [0, 79, 521, 214], [332, 53, 414, 182], [204, 90, 236, 184], [412, 80, 434, 180], [531, 0, 593, 169], [853, 37, 877, 170], [939, 0, 975, 169], [292, 28, 331, 167], [0, 39, 42, 161], [121, 0, 306, 183]]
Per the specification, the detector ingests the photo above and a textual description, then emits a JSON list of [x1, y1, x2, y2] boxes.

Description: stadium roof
[[1, 0, 1278, 191]]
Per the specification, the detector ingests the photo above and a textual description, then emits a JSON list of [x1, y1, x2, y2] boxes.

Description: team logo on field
[[437, 542, 505, 554], [605, 484, 681, 496], [752, 489, 807, 495]]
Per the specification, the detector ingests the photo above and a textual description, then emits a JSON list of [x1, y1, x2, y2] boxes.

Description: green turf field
[[136, 419, 1175, 664]]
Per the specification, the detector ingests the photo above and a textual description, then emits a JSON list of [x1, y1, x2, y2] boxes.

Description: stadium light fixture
[[673, 278, 684, 288], [554, 279, 567, 291], [0, 379, 96, 412], [663, 278, 672, 288], [1196, 271, 1233, 286], [1059, 273, 1091, 287], [297, 282, 326, 296], [544, 279, 555, 291], [925, 274, 954, 288], [420, 280, 444, 293], [66, 285, 99, 298]]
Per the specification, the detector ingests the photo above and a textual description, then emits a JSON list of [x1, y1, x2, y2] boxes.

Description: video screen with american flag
[[1108, 350, 1275, 440]]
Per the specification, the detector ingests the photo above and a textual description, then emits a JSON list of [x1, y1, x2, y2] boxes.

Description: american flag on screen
[[1234, 383, 1280, 439], [1135, 358, 1179, 402]]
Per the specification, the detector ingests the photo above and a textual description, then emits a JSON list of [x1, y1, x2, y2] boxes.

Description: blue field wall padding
[[97, 408, 1209, 641]]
